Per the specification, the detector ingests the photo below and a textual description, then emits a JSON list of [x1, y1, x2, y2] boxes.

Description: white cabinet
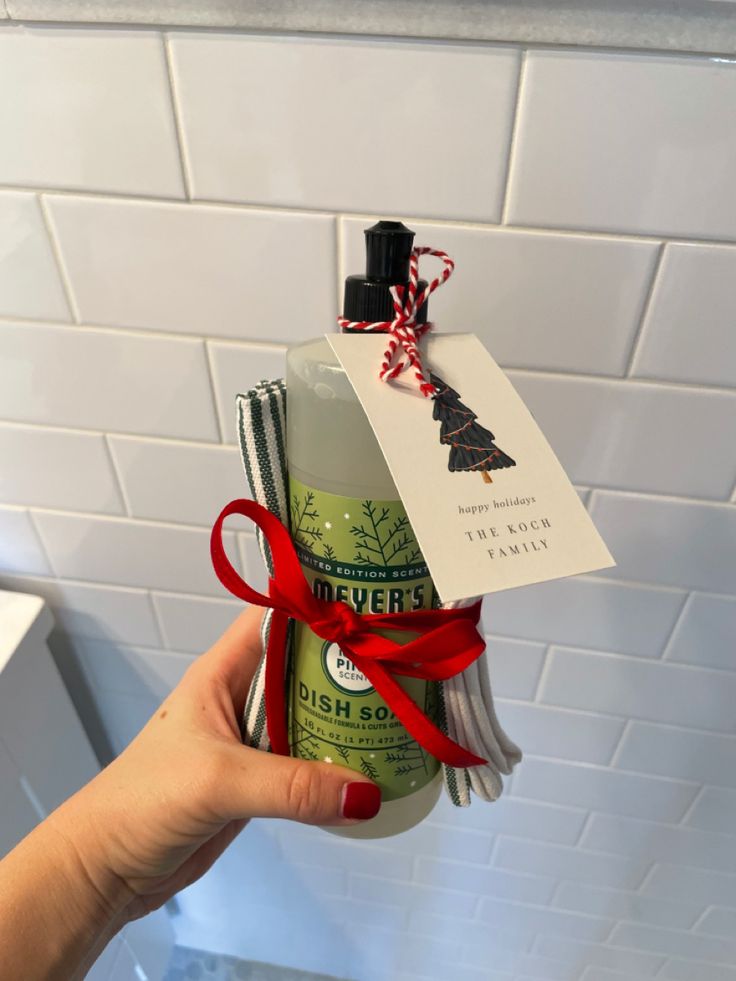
[[0, 589, 174, 980]]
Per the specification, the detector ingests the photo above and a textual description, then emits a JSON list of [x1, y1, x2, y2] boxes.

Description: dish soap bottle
[[286, 221, 444, 838]]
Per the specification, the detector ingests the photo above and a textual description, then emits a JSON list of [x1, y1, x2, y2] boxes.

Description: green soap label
[[288, 476, 441, 802]]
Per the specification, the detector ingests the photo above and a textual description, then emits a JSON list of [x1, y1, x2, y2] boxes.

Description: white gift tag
[[328, 332, 614, 603]]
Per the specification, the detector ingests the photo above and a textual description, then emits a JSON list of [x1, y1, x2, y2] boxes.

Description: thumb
[[219, 745, 382, 827]]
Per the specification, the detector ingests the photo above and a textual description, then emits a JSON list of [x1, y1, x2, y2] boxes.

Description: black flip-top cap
[[342, 219, 428, 326]]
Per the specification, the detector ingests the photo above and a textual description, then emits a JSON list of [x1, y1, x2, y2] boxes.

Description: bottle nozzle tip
[[364, 219, 415, 282]]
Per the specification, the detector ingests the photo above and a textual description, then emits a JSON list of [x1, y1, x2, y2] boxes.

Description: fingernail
[[341, 782, 381, 820]]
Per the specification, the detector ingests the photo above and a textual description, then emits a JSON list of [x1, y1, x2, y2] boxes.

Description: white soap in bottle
[[286, 221, 444, 838]]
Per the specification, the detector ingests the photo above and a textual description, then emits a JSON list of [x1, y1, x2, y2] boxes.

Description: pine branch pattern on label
[[290, 490, 324, 547], [359, 756, 380, 780], [385, 742, 429, 777], [351, 500, 422, 567], [292, 720, 320, 760]]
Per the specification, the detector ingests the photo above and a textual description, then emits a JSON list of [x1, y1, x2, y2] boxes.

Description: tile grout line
[[9, 565, 736, 694], [688, 904, 715, 933], [634, 862, 659, 896], [37, 193, 81, 323], [602, 918, 621, 946], [487, 833, 503, 867], [335, 214, 345, 312], [5, 540, 736, 676], [162, 34, 193, 200], [581, 571, 717, 598], [469, 894, 483, 923], [26, 503, 257, 538], [499, 49, 528, 226], [203, 340, 225, 443], [547, 879, 566, 905], [0, 313, 736, 394], [529, 642, 736, 679], [0, 418, 240, 451], [147, 592, 170, 650], [12, 179, 736, 249], [6, 305, 733, 396], [507, 363, 736, 398], [606, 719, 632, 769], [585, 484, 736, 510], [25, 508, 57, 577], [102, 434, 133, 517], [573, 811, 595, 847], [234, 534, 251, 576], [6, 555, 736, 651], [0, 310, 295, 354], [0, 569, 242, 609], [659, 591, 692, 661], [514, 754, 702, 791], [677, 784, 706, 828], [624, 241, 667, 377], [18, 184, 337, 219], [529, 934, 545, 956], [531, 644, 553, 702], [5, 411, 736, 504], [60, 629, 193, 660]]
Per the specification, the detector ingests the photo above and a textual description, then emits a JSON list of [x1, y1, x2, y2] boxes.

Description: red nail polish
[[342, 782, 381, 820]]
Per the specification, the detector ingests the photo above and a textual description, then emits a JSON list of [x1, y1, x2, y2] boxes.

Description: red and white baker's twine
[[337, 247, 455, 398]]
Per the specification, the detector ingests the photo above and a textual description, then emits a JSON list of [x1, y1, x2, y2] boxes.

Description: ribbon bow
[[337, 247, 455, 398], [211, 498, 487, 769]]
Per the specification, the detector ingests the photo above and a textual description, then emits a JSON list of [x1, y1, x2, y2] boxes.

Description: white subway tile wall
[[151, 592, 240, 654], [106, 435, 244, 526], [664, 592, 736, 670], [208, 340, 287, 442], [340, 218, 660, 375], [0, 29, 184, 197], [31, 510, 240, 595], [75, 638, 194, 700], [45, 196, 337, 341], [533, 936, 666, 976], [491, 701, 625, 766], [479, 636, 547, 699], [168, 35, 520, 219], [0, 505, 52, 575], [0, 422, 123, 514], [507, 51, 736, 239], [508, 371, 736, 500], [482, 575, 685, 658], [0, 191, 71, 321], [614, 722, 736, 789], [0, 573, 161, 646], [662, 963, 736, 981], [683, 787, 736, 835], [1, 22, 735, 981], [0, 321, 220, 439], [631, 243, 736, 387]]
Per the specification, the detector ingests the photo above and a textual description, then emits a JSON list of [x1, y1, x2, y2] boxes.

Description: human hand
[[46, 605, 381, 927]]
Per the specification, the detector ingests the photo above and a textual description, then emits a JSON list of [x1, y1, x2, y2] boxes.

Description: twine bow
[[211, 498, 486, 768], [338, 247, 455, 398]]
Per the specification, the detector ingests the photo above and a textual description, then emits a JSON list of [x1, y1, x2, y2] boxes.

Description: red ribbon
[[210, 499, 487, 769]]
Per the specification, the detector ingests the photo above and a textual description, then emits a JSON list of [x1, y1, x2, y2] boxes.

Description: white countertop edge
[[3, 0, 736, 57], [0, 589, 54, 675]]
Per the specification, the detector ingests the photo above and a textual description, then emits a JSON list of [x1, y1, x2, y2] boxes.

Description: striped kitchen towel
[[234, 379, 521, 806]]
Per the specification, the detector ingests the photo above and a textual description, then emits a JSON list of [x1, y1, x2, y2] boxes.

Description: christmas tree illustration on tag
[[430, 372, 516, 484]]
